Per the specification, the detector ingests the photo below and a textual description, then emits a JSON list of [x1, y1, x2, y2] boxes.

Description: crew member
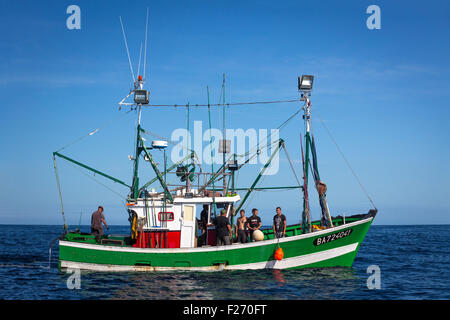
[[273, 207, 287, 238], [213, 209, 232, 246], [91, 205, 109, 243], [247, 208, 262, 241], [235, 209, 248, 243], [199, 204, 209, 246]]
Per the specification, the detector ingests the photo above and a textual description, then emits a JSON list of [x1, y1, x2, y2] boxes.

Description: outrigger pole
[[53, 152, 131, 189]]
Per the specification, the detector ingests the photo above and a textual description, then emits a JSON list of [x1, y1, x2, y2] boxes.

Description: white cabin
[[127, 188, 240, 249]]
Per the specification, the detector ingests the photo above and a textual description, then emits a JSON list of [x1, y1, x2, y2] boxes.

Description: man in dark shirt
[[198, 204, 209, 246], [200, 204, 209, 232], [247, 208, 262, 241], [213, 209, 231, 246], [91, 206, 109, 243], [273, 207, 287, 238]]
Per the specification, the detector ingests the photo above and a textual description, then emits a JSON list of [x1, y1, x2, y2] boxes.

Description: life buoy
[[274, 247, 284, 260]]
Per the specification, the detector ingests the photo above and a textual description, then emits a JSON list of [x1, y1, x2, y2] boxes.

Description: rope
[[52, 156, 68, 232], [315, 111, 377, 210]]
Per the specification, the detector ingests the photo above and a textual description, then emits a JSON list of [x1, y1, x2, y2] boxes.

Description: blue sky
[[0, 0, 449, 226]]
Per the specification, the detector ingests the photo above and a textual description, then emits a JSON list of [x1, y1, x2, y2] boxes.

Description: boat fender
[[252, 230, 264, 241], [274, 247, 284, 260]]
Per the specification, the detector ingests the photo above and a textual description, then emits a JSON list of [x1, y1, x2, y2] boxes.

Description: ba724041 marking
[[313, 229, 353, 246]]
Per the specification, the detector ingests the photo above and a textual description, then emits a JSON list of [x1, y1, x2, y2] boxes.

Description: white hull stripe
[[60, 242, 359, 272], [59, 217, 372, 254]]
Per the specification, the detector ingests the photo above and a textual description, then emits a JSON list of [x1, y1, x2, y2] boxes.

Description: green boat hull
[[58, 212, 375, 272]]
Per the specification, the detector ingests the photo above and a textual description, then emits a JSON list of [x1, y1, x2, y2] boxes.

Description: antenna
[[78, 210, 82, 230], [137, 42, 143, 79], [119, 16, 136, 83], [143, 7, 149, 82]]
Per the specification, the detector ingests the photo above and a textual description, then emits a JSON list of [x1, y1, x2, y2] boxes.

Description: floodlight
[[134, 89, 149, 104], [298, 75, 314, 91]]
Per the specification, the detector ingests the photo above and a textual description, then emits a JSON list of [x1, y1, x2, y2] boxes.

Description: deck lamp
[[298, 75, 314, 92], [151, 140, 168, 149], [228, 160, 238, 171]]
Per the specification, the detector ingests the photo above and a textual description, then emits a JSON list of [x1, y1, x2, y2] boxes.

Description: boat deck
[[61, 213, 373, 248]]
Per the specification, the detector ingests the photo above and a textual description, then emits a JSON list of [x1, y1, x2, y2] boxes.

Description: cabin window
[[158, 212, 174, 222], [183, 205, 194, 222]]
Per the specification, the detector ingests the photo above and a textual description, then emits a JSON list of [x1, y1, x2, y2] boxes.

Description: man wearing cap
[[213, 209, 232, 246], [91, 205, 109, 243]]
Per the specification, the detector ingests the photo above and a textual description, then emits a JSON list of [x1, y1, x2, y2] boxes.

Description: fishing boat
[[54, 15, 377, 272]]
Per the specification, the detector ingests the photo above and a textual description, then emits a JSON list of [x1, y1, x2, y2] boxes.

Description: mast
[[298, 75, 334, 231], [298, 75, 314, 233], [131, 77, 144, 200], [302, 97, 312, 233], [222, 73, 227, 196]]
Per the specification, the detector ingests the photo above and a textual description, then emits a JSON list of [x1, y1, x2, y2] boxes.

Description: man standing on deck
[[235, 209, 248, 243], [273, 207, 287, 238], [198, 204, 209, 246], [213, 209, 232, 246], [247, 208, 262, 241], [91, 206, 109, 243]]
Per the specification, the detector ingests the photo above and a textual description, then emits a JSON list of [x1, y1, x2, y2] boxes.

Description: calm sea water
[[0, 224, 448, 300]]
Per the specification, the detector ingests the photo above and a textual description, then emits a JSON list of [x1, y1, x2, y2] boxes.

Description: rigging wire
[[56, 109, 133, 153], [281, 144, 303, 190], [132, 100, 303, 195], [135, 99, 303, 170], [141, 98, 301, 108], [315, 110, 377, 210], [53, 156, 68, 232], [70, 160, 128, 202], [235, 106, 303, 163]]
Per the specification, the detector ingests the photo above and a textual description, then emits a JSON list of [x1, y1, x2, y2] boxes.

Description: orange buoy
[[274, 247, 284, 260]]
